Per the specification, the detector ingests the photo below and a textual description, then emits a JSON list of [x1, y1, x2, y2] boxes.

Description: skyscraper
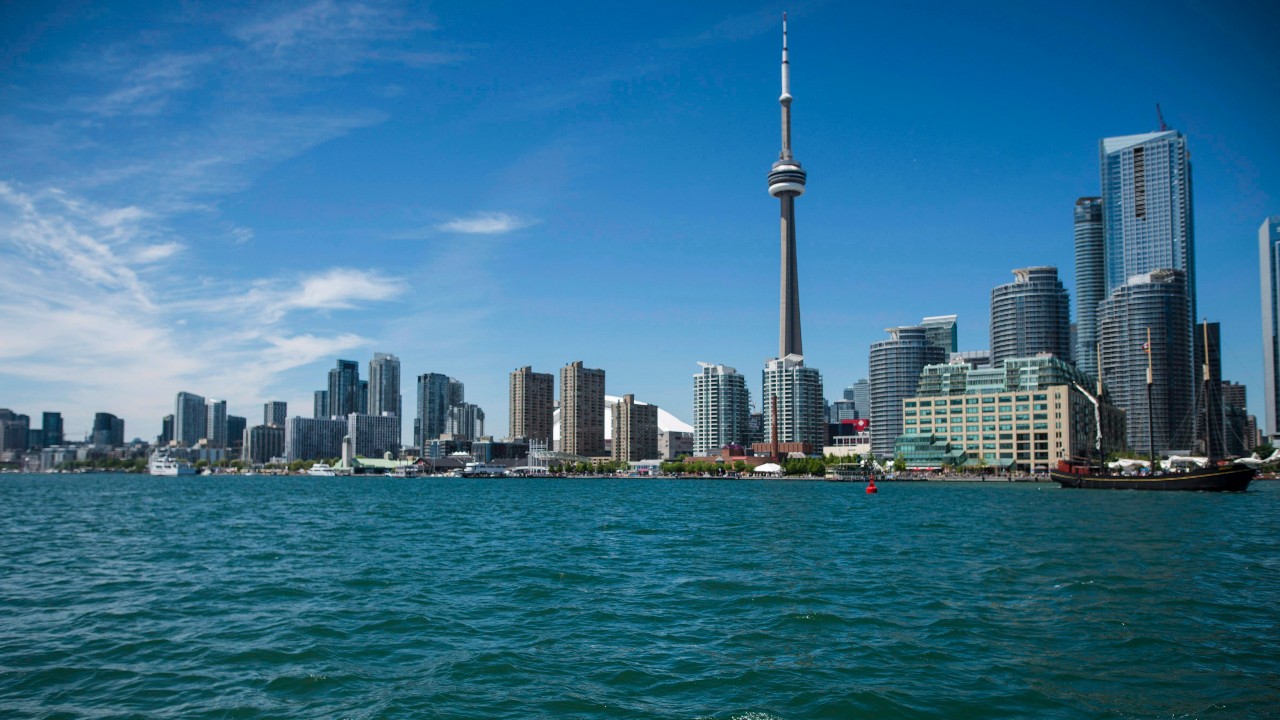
[[509, 366, 554, 444], [327, 360, 361, 418], [869, 325, 948, 458], [1074, 197, 1105, 378], [41, 411, 63, 447], [205, 399, 228, 449], [1101, 131, 1196, 307], [921, 315, 959, 355], [850, 379, 870, 419], [368, 352, 401, 443], [1099, 129, 1197, 448], [174, 391, 206, 447], [1098, 269, 1193, 455], [692, 362, 751, 455], [415, 373, 451, 449], [264, 401, 287, 428], [990, 266, 1071, 365], [560, 361, 605, 456], [447, 403, 485, 441], [160, 414, 174, 445], [92, 412, 124, 447], [227, 415, 246, 450], [1259, 215, 1280, 439], [762, 355, 825, 449], [612, 394, 658, 462], [313, 390, 329, 419]]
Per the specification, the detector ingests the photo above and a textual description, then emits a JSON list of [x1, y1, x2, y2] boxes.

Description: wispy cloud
[[0, 183, 398, 436], [437, 212, 536, 235]]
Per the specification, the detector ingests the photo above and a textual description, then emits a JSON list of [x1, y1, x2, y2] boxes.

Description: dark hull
[[1050, 464, 1254, 491]]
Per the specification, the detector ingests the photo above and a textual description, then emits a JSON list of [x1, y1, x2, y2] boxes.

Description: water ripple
[[1, 475, 1278, 718]]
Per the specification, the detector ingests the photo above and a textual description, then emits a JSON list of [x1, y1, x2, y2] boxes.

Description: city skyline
[[1, 2, 1278, 440]]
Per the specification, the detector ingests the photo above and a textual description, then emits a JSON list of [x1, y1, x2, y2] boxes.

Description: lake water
[[1, 474, 1277, 719]]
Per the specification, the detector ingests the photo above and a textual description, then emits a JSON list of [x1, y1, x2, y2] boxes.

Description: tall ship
[[148, 449, 195, 476], [1051, 327, 1254, 492]]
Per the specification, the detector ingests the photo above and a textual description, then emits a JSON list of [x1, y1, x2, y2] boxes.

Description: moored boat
[[148, 450, 195, 476], [460, 462, 507, 478], [1050, 461, 1253, 491]]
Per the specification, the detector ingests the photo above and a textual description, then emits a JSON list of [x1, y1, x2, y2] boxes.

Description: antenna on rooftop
[[1156, 103, 1169, 132]]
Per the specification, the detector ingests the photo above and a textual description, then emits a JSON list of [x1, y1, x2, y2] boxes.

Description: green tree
[[892, 455, 907, 473], [194, 459, 209, 469]]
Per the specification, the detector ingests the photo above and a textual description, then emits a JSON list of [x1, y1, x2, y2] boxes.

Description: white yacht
[[148, 450, 195, 476], [461, 462, 508, 478], [307, 462, 337, 476]]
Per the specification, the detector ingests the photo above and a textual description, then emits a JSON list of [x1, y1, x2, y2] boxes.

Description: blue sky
[[2, 0, 1278, 442]]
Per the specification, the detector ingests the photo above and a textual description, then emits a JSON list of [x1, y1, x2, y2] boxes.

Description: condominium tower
[[174, 391, 206, 447], [1074, 197, 1105, 378], [264, 401, 287, 428], [415, 373, 451, 449], [509, 366, 554, 444], [990, 266, 1071, 365], [368, 352, 402, 443], [560, 361, 605, 456], [1098, 269, 1193, 454], [869, 324, 948, 458], [612, 394, 658, 462], [1259, 215, 1280, 438], [692, 362, 751, 455]]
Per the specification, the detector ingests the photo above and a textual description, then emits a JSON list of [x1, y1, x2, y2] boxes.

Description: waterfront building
[[849, 379, 870, 418], [358, 380, 369, 415], [227, 415, 246, 450], [901, 355, 1124, 471], [175, 391, 206, 447], [160, 414, 174, 445], [560, 361, 605, 456], [447, 403, 485, 442], [748, 412, 764, 446], [1259, 215, 1280, 438], [367, 353, 401, 445], [41, 411, 63, 447], [90, 413, 125, 447], [264, 401, 287, 428], [869, 325, 948, 458], [659, 430, 694, 460], [761, 355, 825, 451], [830, 399, 857, 422], [692, 362, 751, 455], [509, 366, 554, 444], [990, 267, 1071, 365], [950, 350, 992, 368], [1074, 197, 1105, 378], [612, 394, 659, 462], [415, 373, 451, 448], [1098, 269, 1193, 454], [921, 315, 959, 355], [285, 417, 346, 462], [1101, 130, 1196, 310], [327, 360, 361, 418], [1097, 130, 1198, 446], [244, 425, 285, 465], [348, 413, 400, 458], [1221, 381, 1250, 457], [313, 390, 329, 419], [205, 399, 227, 449], [0, 409, 30, 453]]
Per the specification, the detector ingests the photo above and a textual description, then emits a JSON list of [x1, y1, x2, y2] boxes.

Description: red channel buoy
[[866, 478, 878, 494]]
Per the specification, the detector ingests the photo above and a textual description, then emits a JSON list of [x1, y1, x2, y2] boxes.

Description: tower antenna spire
[[1156, 103, 1169, 132], [779, 12, 792, 160]]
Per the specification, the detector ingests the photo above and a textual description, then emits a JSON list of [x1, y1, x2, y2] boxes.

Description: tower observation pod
[[769, 13, 807, 359]]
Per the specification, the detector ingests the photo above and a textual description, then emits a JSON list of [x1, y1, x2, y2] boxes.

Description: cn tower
[[768, 13, 807, 359]]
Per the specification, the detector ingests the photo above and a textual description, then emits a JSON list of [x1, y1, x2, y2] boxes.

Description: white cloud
[[437, 212, 536, 235], [133, 242, 184, 263]]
